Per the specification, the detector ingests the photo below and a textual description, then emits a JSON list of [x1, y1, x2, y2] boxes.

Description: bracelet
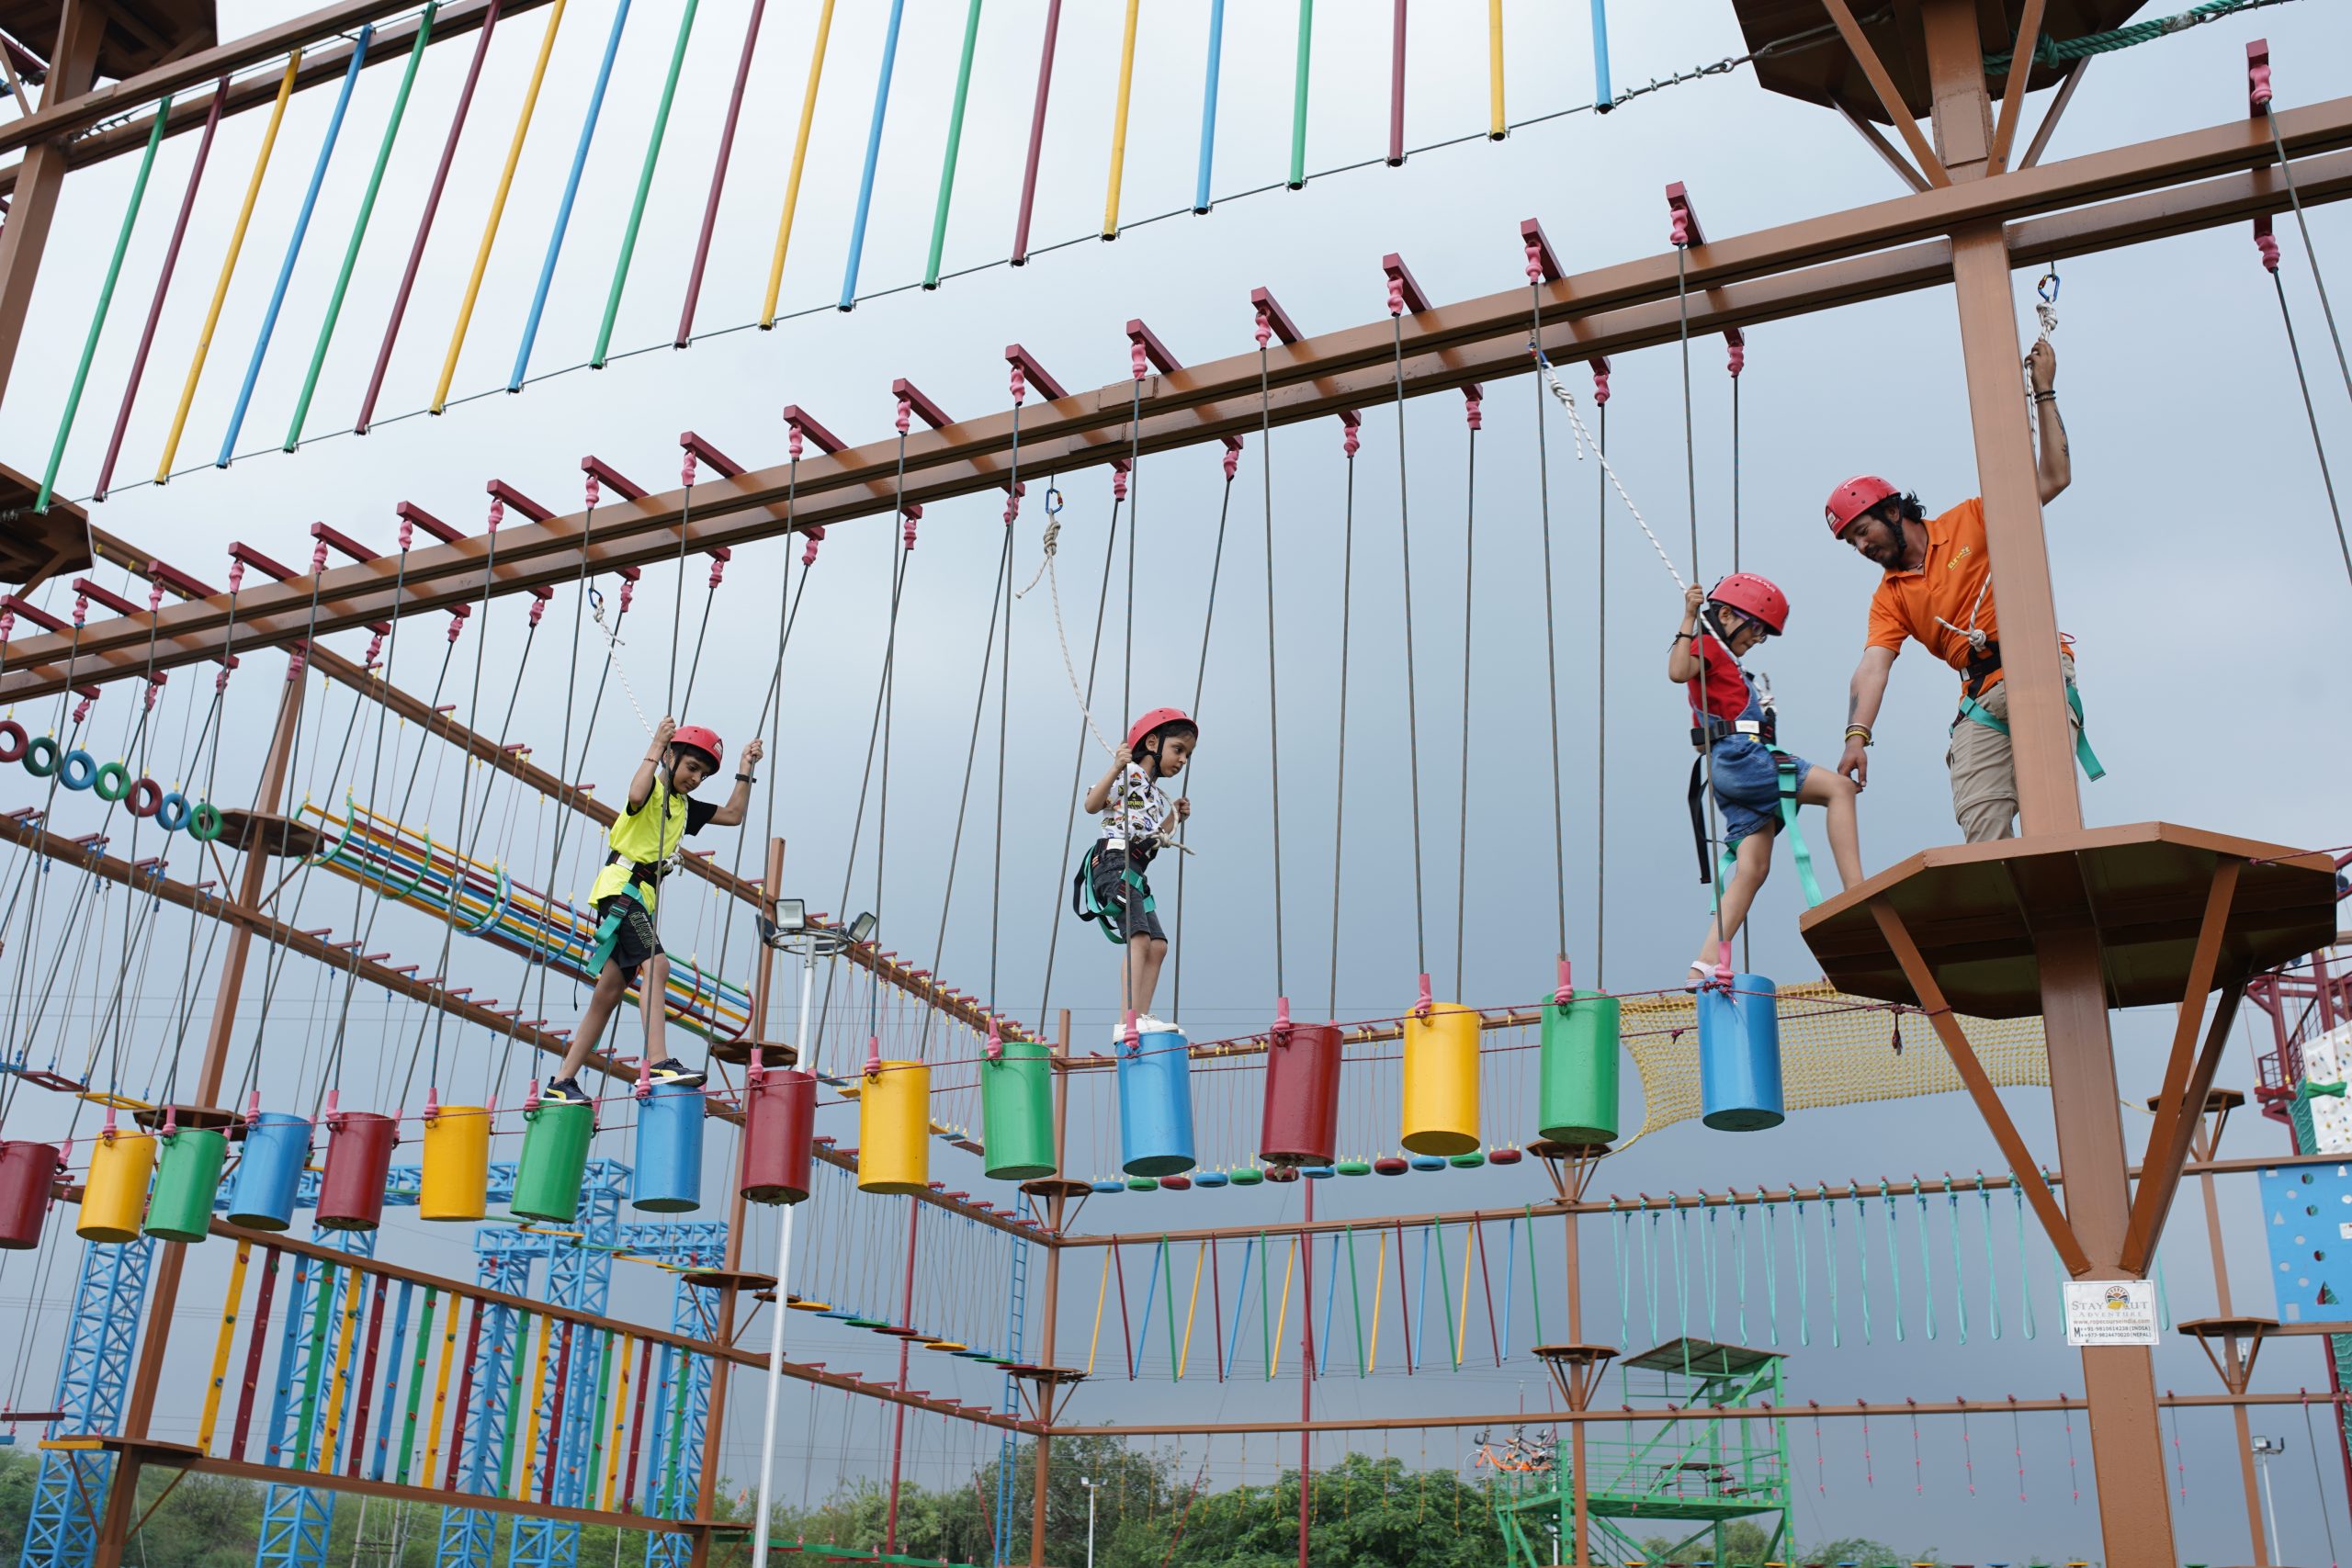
[[1672, 631, 1696, 642], [2031, 390, 2056, 402], [1844, 726, 1873, 744], [735, 772, 756, 784]]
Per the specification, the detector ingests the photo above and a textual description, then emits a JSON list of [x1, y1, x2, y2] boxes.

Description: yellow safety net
[[1613, 980, 2050, 1150]]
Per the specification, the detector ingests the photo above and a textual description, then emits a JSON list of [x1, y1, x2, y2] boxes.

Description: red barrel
[[739, 1069, 815, 1205], [0, 1141, 59, 1249], [1259, 1022, 1342, 1168], [316, 1111, 399, 1231]]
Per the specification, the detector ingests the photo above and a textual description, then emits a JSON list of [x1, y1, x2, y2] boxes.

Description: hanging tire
[[155, 791, 191, 832], [0, 720, 25, 764], [56, 750, 96, 792], [91, 761, 130, 802], [187, 802, 223, 842], [124, 777, 163, 818], [21, 737, 59, 778]]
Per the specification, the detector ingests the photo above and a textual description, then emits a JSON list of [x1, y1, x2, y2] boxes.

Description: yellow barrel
[[1400, 1005, 1481, 1156], [857, 1061, 932, 1196], [78, 1129, 158, 1244], [420, 1106, 492, 1222]]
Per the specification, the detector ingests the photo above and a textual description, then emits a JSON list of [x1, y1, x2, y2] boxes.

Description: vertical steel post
[[1029, 1011, 1071, 1568], [0, 0, 105, 408]]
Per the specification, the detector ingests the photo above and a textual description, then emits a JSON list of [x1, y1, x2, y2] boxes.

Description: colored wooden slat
[[760, 0, 836, 326], [836, 0, 909, 311], [510, 0, 631, 389], [196, 1239, 249, 1452], [674, 0, 765, 344], [923, 0, 987, 288], [594, 0, 699, 366]]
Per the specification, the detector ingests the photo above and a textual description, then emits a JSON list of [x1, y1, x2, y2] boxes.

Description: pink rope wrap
[[447, 603, 470, 644], [72, 594, 87, 627], [707, 556, 727, 590], [147, 583, 165, 615], [2257, 226, 2282, 273], [1591, 367, 1611, 406], [1010, 364, 1026, 405], [864, 1035, 884, 1077], [286, 639, 308, 682], [1342, 423, 1359, 459], [901, 506, 920, 551], [143, 672, 166, 711], [0, 610, 14, 645], [69, 692, 90, 722], [1223, 443, 1240, 479], [1726, 340, 1746, 378], [619, 577, 638, 614], [1524, 243, 1543, 286], [585, 473, 602, 508], [1554, 958, 1573, 1006], [363, 632, 384, 667], [1385, 278, 1404, 317], [1414, 973, 1433, 1017], [985, 1021, 1002, 1063], [1130, 341, 1148, 381], [2250, 58, 2272, 109], [396, 517, 413, 551], [682, 450, 698, 489], [485, 497, 504, 534], [1670, 208, 1693, 247], [895, 398, 912, 436], [1004, 480, 1023, 527], [1254, 310, 1271, 351], [801, 525, 825, 568], [1464, 396, 1482, 431], [1272, 996, 1293, 1042], [227, 560, 246, 593], [1112, 468, 1129, 502], [527, 596, 547, 628], [787, 423, 805, 462]]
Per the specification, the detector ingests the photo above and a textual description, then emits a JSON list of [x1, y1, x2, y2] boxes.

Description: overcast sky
[[2, 0, 2350, 1559]]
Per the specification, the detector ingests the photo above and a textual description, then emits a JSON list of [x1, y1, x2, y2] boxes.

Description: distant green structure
[[1487, 1337, 1790, 1567]]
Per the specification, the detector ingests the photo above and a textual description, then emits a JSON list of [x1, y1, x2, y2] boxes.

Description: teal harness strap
[[586, 882, 652, 975], [1955, 682, 2106, 781], [1073, 842, 1155, 946], [1713, 746, 1825, 908]]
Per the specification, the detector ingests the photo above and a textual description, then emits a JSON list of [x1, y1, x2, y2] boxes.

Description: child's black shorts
[[594, 894, 664, 979], [1088, 846, 1167, 943]]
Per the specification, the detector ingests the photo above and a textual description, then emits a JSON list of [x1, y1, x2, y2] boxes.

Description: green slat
[[922, 0, 987, 288], [592, 0, 701, 367]]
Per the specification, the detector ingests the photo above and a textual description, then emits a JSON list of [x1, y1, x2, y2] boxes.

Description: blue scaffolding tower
[[16, 1234, 153, 1568]]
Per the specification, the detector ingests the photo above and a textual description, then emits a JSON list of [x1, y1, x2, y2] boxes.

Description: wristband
[[735, 772, 756, 783], [1672, 632, 1696, 642], [2031, 390, 2056, 402], [1844, 726, 1873, 746]]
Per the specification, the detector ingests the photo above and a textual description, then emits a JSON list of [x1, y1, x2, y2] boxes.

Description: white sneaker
[[1138, 1014, 1182, 1037]]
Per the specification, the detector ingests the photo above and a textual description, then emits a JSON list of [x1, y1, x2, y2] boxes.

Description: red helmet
[[1707, 573, 1789, 636], [1824, 474, 1900, 538], [669, 724, 724, 769], [1125, 707, 1196, 755]]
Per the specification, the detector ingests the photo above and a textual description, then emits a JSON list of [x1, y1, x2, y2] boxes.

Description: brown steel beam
[[1053, 1390, 2350, 1439], [1817, 0, 1951, 186], [0, 0, 103, 408], [182, 1453, 698, 1536], [2121, 975, 2248, 1277], [19, 98, 2352, 705], [1988, 0, 2050, 175], [0, 0, 551, 173]]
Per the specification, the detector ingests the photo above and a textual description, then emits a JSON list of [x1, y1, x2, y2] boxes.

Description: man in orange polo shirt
[[1828, 340, 2086, 841]]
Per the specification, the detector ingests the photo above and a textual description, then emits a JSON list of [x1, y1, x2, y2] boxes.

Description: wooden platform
[[1798, 823, 2337, 1020], [0, 462, 88, 590], [1729, 0, 2143, 121]]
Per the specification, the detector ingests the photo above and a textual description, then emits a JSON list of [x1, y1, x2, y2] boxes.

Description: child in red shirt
[[1666, 575, 1863, 987]]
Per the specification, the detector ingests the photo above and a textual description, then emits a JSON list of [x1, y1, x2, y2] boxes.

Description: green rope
[[1287, 0, 1314, 189], [1434, 1220, 1460, 1370], [1821, 1194, 1840, 1349], [1792, 1199, 1810, 1348], [1668, 1203, 1689, 1341], [1949, 1192, 1971, 1345], [1610, 1202, 1630, 1348], [393, 1287, 437, 1484], [1980, 1188, 2003, 1341], [1347, 1225, 1367, 1374], [922, 0, 987, 288], [1759, 1203, 1779, 1348], [2154, 1245, 2173, 1332], [1984, 0, 2298, 71], [284, 2, 436, 450], [1701, 1208, 1719, 1343], [661, 1344, 693, 1511], [38, 92, 172, 511], [2016, 1188, 2037, 1339], [1258, 1232, 1272, 1380], [1733, 1206, 1749, 1345], [1916, 1183, 1938, 1340], [1640, 1206, 1659, 1348], [592, 0, 702, 367], [1883, 1184, 1905, 1343], [1854, 1198, 1872, 1345], [1521, 1205, 1544, 1347], [1161, 1236, 1180, 1378]]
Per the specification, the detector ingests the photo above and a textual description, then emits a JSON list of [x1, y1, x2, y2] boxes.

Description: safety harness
[[1685, 645, 1825, 909], [1948, 637, 2107, 782], [585, 773, 689, 974], [1074, 839, 1157, 945]]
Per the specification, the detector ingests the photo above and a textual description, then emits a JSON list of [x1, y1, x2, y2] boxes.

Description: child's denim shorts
[[1707, 737, 1813, 848]]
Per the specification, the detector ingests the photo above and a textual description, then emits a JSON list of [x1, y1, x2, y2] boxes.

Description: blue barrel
[[630, 1083, 705, 1213], [1697, 973, 1785, 1132], [224, 1112, 311, 1232], [1116, 1029, 1196, 1178]]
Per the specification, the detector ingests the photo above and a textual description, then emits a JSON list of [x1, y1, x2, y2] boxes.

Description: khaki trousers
[[1946, 653, 2080, 842]]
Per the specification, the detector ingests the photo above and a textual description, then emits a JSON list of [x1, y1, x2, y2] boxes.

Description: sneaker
[[1112, 1023, 1136, 1048], [1137, 1014, 1181, 1037], [645, 1057, 707, 1089], [540, 1077, 590, 1106]]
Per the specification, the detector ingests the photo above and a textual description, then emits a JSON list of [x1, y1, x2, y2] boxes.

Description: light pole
[[749, 901, 876, 1568], [1080, 1476, 1097, 1568], [2252, 1435, 2286, 1564]]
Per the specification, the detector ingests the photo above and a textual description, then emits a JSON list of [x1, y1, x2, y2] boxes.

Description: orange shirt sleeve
[[1865, 583, 1908, 656]]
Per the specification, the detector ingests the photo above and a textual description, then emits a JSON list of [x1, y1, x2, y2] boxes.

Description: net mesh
[[1615, 980, 2051, 1149]]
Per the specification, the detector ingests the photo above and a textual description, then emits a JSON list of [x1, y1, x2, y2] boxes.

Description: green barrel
[[980, 1038, 1056, 1181], [1538, 990, 1622, 1146], [144, 1126, 227, 1243], [512, 1103, 594, 1223]]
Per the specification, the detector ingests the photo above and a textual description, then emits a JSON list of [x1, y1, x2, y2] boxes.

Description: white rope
[[1532, 346, 1690, 593], [586, 586, 655, 738], [1021, 488, 1118, 760]]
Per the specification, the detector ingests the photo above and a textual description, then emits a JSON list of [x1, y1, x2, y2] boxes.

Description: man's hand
[[1838, 738, 1871, 790], [2026, 336, 2057, 395]]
